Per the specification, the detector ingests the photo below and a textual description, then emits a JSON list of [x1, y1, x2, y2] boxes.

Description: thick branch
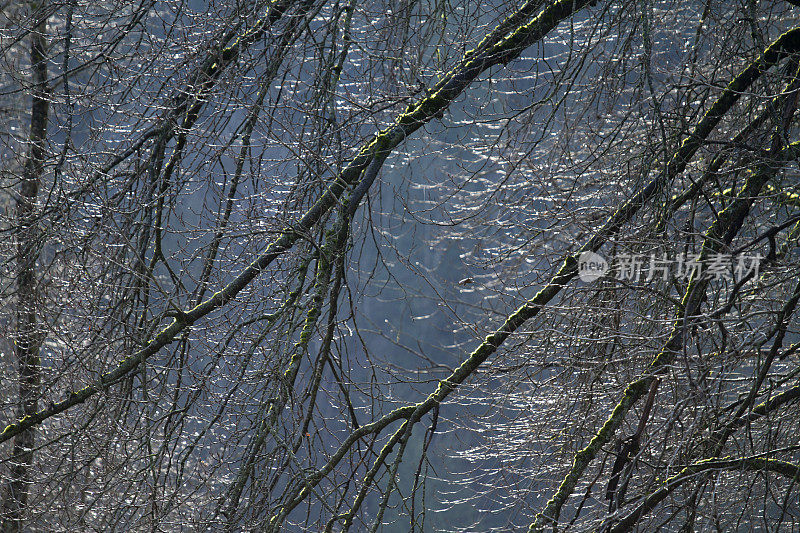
[[0, 0, 597, 444], [530, 34, 800, 530], [609, 455, 800, 533]]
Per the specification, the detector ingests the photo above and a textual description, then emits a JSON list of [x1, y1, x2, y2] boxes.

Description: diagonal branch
[[530, 50, 800, 531], [0, 0, 598, 443], [609, 453, 800, 533]]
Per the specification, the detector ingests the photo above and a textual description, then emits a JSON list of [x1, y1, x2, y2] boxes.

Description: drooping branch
[[529, 43, 800, 531], [192, 0, 313, 306], [234, 21, 800, 529], [605, 379, 660, 512], [608, 454, 800, 533], [709, 277, 800, 453], [0, 0, 597, 444]]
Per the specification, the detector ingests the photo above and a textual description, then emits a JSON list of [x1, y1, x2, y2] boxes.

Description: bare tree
[[1, 0, 799, 531]]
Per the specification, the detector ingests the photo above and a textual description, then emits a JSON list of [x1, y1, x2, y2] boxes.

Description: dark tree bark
[[1, 4, 49, 531]]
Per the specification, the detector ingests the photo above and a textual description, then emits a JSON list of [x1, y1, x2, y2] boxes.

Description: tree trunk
[[2, 4, 49, 531]]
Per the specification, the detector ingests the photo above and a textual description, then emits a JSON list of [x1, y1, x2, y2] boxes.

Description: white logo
[[578, 251, 608, 282], [575, 251, 760, 283]]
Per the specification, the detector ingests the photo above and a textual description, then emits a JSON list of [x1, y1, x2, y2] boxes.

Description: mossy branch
[[0, 0, 598, 445], [609, 454, 800, 533], [530, 29, 800, 531]]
